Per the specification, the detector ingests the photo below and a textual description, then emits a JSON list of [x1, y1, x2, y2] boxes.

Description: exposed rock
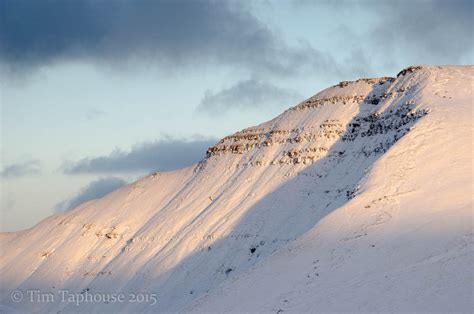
[[397, 65, 423, 77], [292, 95, 366, 111], [204, 75, 428, 169], [337, 77, 395, 88]]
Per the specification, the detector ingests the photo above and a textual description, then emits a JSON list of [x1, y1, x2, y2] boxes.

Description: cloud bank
[[197, 79, 303, 115], [0, 160, 40, 178], [0, 0, 338, 76], [63, 136, 217, 175]]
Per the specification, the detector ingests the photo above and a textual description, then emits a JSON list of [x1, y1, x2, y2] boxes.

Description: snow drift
[[1, 65, 472, 313]]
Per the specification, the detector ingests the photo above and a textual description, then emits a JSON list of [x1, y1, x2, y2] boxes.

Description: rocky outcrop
[[203, 73, 430, 169], [337, 77, 395, 88], [397, 65, 424, 77], [342, 103, 429, 141], [206, 102, 428, 164], [291, 95, 366, 111]]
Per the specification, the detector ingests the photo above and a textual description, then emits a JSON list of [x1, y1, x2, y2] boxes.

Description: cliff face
[[204, 75, 428, 164], [1, 65, 472, 313]]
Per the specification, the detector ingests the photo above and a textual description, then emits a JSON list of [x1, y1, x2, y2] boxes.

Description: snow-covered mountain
[[1, 65, 472, 313]]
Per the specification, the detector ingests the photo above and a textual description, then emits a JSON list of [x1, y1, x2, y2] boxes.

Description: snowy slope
[[189, 66, 474, 313], [1, 65, 472, 313]]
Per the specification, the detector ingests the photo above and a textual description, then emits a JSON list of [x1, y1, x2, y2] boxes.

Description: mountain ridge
[[1, 65, 472, 313]]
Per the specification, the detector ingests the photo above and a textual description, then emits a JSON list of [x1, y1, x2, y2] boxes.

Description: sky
[[1, 0, 473, 232]]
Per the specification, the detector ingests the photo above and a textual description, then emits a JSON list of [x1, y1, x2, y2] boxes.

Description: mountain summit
[[1, 65, 472, 313]]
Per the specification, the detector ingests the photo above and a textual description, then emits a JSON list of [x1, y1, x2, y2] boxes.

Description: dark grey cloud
[[0, 0, 338, 77], [0, 160, 40, 178], [197, 79, 303, 115], [54, 177, 127, 212], [63, 136, 217, 175]]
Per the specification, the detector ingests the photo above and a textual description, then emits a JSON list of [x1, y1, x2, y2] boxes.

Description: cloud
[[369, 0, 473, 62], [63, 136, 217, 175], [309, 0, 473, 63], [54, 177, 127, 212], [0, 160, 40, 178], [86, 109, 107, 120], [0, 0, 338, 77], [197, 79, 303, 115]]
